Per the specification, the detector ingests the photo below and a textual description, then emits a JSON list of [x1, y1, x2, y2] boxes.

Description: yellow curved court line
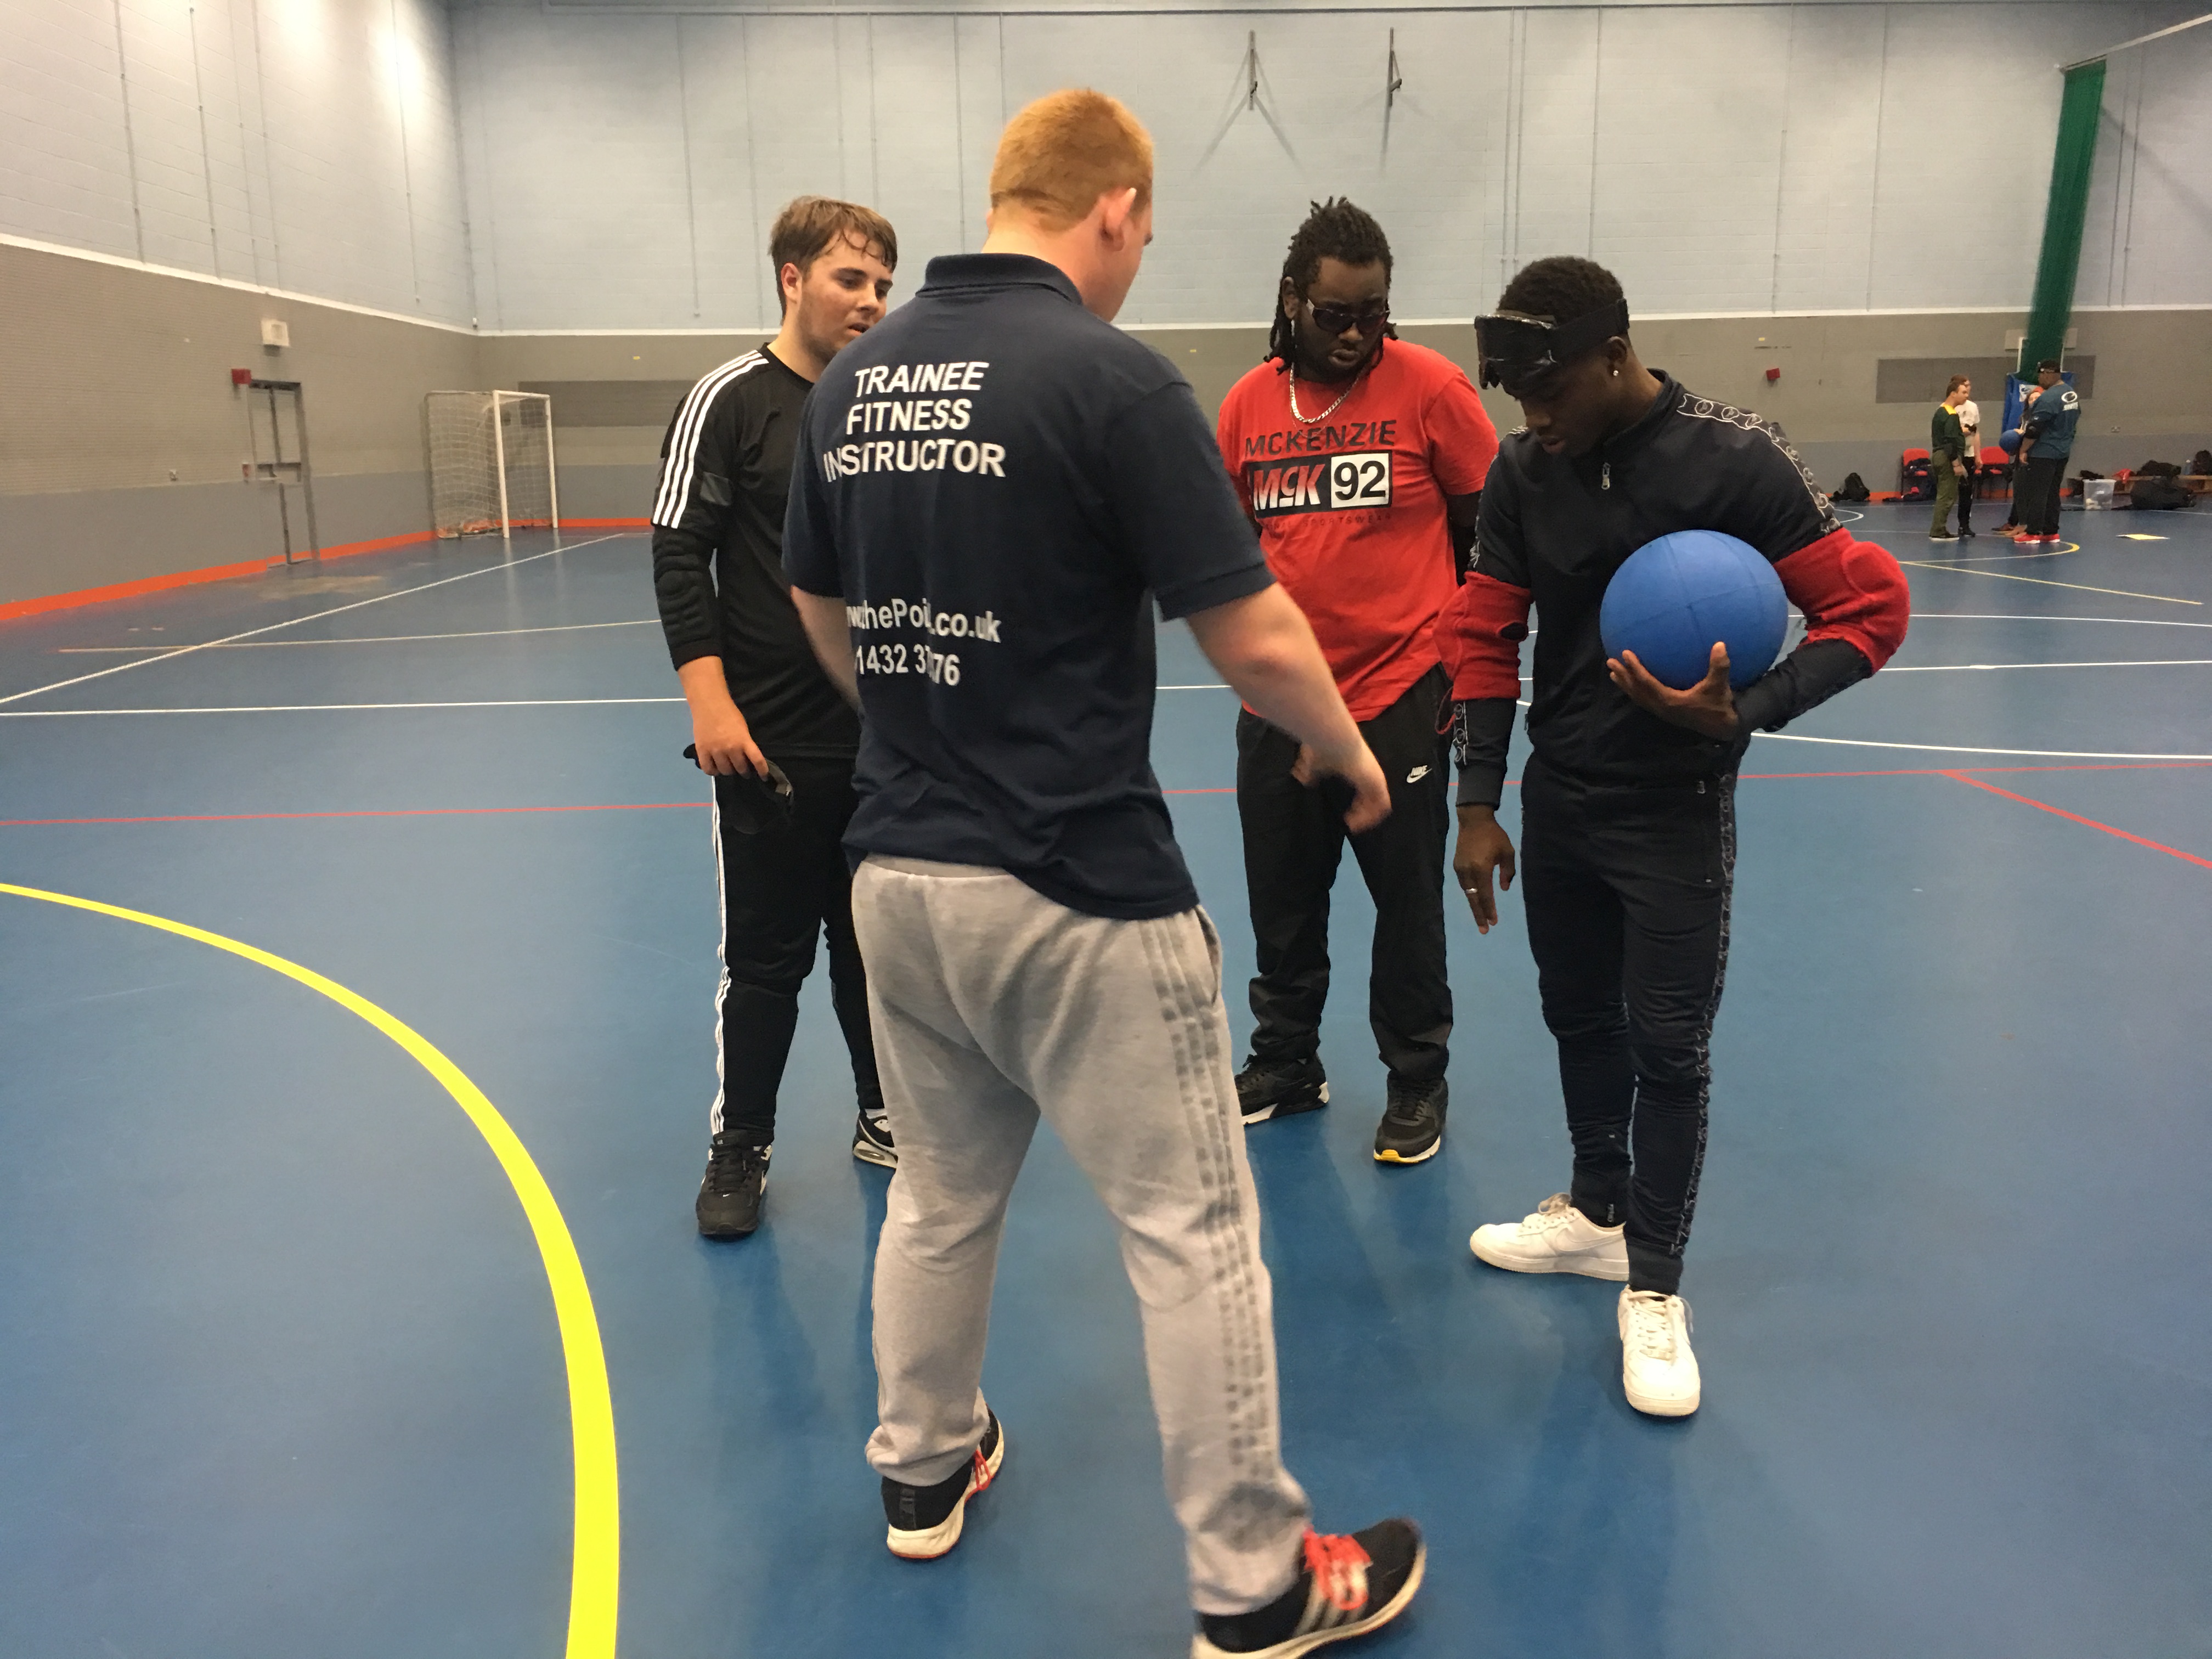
[[0, 881, 619, 1659]]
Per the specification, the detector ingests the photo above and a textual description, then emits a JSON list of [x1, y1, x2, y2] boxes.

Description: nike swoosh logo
[[1406, 765, 1430, 783]]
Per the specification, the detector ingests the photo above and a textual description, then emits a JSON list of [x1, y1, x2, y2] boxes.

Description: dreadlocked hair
[[1496, 255, 1628, 330], [1266, 198, 1396, 368]]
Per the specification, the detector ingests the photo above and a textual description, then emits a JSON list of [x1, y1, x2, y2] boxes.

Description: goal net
[[424, 390, 560, 538]]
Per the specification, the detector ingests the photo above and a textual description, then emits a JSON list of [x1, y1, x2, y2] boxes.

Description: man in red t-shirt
[[1215, 199, 1499, 1165]]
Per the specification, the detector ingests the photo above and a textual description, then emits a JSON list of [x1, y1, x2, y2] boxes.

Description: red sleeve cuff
[[1773, 528, 1910, 673], [1436, 571, 1531, 701]]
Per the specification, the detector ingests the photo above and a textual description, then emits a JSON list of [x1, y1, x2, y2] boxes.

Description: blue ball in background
[[1599, 529, 1789, 692], [1999, 427, 2023, 455]]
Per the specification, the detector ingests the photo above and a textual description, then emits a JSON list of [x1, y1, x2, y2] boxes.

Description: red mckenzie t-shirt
[[1215, 339, 1499, 721]]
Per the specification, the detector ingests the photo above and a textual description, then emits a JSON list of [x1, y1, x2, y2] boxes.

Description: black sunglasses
[[1305, 298, 1391, 337]]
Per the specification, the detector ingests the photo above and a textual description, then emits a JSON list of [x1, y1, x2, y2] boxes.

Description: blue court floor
[[3, 501, 2208, 1658]]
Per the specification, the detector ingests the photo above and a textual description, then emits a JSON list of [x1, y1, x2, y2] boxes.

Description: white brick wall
[[0, 0, 472, 321]]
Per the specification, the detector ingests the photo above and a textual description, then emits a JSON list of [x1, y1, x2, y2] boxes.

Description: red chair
[[1898, 447, 1931, 497], [1976, 444, 2012, 499]]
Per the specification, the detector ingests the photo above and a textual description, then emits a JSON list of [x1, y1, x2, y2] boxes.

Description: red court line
[[0, 521, 648, 624], [5, 760, 2208, 830], [1944, 772, 2212, 870], [0, 802, 703, 828]]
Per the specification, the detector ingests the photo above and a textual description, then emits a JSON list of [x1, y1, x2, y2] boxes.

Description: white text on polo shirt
[[822, 360, 1006, 481], [843, 596, 1005, 688]]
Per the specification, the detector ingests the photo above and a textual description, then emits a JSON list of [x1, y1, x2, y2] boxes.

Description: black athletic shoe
[[1194, 1520, 1426, 1657], [852, 1110, 897, 1169], [1373, 1077, 1446, 1165], [883, 1411, 1003, 1560], [695, 1134, 769, 1238], [1959, 526, 1978, 539], [1237, 1056, 1330, 1126]]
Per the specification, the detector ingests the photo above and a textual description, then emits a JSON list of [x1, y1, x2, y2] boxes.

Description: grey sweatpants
[[852, 855, 1312, 1615]]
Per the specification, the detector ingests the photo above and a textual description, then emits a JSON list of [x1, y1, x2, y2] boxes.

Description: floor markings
[[1881, 659, 2212, 672], [54, 618, 661, 652], [0, 697, 684, 717], [2120, 534, 2167, 541], [1907, 613, 2212, 628], [1758, 732, 2212, 761], [1943, 774, 2212, 870], [7, 761, 2206, 830], [0, 884, 621, 1657], [1896, 560, 2200, 605], [0, 534, 632, 707]]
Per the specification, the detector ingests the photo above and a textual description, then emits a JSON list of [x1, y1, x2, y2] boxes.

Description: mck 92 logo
[[1244, 451, 1393, 518]]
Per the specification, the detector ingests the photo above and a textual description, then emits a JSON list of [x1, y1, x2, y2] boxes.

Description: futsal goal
[[424, 390, 560, 539]]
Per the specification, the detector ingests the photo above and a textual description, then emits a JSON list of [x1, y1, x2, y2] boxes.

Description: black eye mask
[[1474, 299, 1630, 393]]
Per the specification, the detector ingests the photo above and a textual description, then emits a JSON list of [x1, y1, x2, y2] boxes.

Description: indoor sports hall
[[2, 2, 2207, 1657]]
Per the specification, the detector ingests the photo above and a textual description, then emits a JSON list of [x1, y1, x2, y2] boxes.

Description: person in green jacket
[[1929, 375, 1970, 541]]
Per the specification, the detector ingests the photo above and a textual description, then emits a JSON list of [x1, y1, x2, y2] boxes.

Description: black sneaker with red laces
[[1193, 1520, 1426, 1657], [883, 1411, 1004, 1560]]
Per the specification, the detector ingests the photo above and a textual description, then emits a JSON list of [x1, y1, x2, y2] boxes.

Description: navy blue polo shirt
[[783, 253, 1274, 919]]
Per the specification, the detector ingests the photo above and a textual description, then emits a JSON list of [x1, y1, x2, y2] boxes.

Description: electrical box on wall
[[261, 319, 290, 348]]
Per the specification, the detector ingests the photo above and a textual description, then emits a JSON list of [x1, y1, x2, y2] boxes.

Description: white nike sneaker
[[1618, 1289, 1701, 1417], [1468, 1193, 1629, 1280]]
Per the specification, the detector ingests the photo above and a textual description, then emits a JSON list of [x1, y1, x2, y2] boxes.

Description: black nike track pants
[[1520, 757, 1735, 1296], [1234, 664, 1453, 1085]]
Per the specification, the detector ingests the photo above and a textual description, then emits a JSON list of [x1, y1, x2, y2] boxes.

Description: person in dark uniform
[[650, 196, 898, 1239], [1441, 256, 1911, 1417], [783, 90, 1425, 1659], [1215, 199, 1499, 1165]]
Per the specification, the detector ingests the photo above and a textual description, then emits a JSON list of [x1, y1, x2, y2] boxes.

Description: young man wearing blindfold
[[1440, 256, 1910, 1415], [1214, 198, 1499, 1166]]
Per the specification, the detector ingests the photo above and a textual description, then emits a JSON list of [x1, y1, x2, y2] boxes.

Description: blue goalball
[[1599, 529, 1789, 693], [1999, 427, 2024, 455]]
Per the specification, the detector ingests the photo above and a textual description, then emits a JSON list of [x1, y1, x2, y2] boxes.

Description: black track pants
[[2020, 455, 2066, 536], [1519, 757, 1735, 1295], [1234, 665, 1453, 1085], [712, 755, 882, 1144]]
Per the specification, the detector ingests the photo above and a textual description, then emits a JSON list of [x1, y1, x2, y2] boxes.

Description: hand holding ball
[[1599, 530, 1788, 693], [1999, 428, 2023, 456]]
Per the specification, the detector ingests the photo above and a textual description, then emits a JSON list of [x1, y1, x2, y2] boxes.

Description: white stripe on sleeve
[[652, 353, 766, 528]]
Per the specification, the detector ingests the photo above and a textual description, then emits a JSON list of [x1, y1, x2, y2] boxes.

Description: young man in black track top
[[650, 197, 898, 1239], [1440, 256, 1911, 1417]]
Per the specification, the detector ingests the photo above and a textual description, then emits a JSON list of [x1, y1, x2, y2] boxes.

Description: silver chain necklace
[[1288, 364, 1364, 425]]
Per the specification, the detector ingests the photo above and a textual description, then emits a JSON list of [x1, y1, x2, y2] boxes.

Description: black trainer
[[695, 1133, 769, 1238], [1236, 1056, 1330, 1126], [1373, 1077, 1446, 1165], [1194, 1519, 1426, 1657], [852, 1110, 897, 1169], [883, 1411, 1003, 1560]]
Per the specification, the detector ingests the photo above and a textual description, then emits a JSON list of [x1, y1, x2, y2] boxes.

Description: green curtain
[[2019, 59, 2107, 375]]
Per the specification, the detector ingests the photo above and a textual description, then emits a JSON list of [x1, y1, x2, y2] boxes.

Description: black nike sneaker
[[695, 1133, 769, 1238], [1373, 1077, 1446, 1165], [852, 1110, 897, 1169], [1236, 1056, 1330, 1126], [883, 1412, 1004, 1560], [1194, 1519, 1426, 1657]]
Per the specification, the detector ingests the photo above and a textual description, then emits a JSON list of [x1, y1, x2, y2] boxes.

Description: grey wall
[[0, 238, 477, 605], [448, 0, 2212, 332], [4, 0, 2209, 608], [1, 0, 473, 323]]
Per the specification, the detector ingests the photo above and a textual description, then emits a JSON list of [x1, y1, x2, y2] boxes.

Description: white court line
[[1883, 659, 2212, 672], [1757, 732, 2212, 761], [0, 697, 682, 716], [0, 533, 632, 707], [1896, 560, 2200, 606], [1909, 613, 2212, 627], [53, 617, 659, 653]]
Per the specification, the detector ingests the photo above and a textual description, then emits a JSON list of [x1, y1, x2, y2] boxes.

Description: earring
[[1611, 368, 1619, 377]]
